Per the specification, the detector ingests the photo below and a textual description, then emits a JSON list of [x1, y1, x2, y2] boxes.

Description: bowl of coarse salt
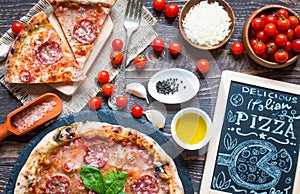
[[179, 0, 235, 50]]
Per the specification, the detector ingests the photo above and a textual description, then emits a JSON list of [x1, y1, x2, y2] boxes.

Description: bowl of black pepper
[[147, 68, 200, 104]]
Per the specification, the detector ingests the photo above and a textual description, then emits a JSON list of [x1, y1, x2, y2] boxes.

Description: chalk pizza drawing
[[216, 139, 292, 191]]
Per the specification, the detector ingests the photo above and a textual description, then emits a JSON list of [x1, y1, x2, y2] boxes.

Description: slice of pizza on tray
[[5, 11, 86, 84], [14, 121, 184, 193], [49, 0, 116, 69]]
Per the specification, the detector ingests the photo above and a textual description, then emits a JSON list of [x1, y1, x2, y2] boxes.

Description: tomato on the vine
[[274, 50, 289, 63], [164, 3, 179, 18], [112, 38, 124, 51], [97, 70, 110, 83], [88, 96, 102, 110], [168, 41, 182, 55], [251, 17, 265, 31], [153, 0, 166, 11], [152, 37, 164, 52], [102, 83, 114, 97], [231, 42, 244, 55], [134, 55, 147, 69], [116, 95, 128, 108], [110, 51, 124, 65], [131, 104, 143, 118], [196, 59, 210, 74], [11, 21, 23, 35], [292, 39, 300, 52]]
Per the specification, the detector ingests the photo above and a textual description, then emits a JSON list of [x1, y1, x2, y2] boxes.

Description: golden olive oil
[[175, 112, 207, 144]]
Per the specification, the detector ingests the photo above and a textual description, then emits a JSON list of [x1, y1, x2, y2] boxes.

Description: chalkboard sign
[[200, 71, 300, 194]]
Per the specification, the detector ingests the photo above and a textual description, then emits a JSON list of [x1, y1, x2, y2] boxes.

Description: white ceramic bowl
[[171, 107, 212, 150]]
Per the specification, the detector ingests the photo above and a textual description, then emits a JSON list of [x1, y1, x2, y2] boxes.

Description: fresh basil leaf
[[80, 166, 104, 194], [104, 170, 128, 194]]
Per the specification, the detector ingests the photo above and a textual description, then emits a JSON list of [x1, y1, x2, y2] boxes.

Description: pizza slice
[[5, 11, 86, 84], [49, 0, 116, 69]]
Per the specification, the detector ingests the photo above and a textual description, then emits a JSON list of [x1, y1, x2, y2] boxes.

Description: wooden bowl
[[178, 0, 235, 50], [243, 5, 299, 68]]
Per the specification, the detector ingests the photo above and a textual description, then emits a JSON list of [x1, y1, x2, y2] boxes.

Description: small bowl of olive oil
[[171, 107, 212, 150]]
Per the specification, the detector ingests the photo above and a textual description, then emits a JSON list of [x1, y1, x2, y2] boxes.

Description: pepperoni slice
[[131, 175, 159, 194], [46, 174, 71, 194], [73, 19, 98, 44], [37, 41, 62, 65], [84, 141, 109, 168], [19, 69, 31, 82]]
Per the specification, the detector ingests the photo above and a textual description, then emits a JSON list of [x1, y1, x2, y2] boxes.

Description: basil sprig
[[80, 166, 128, 194]]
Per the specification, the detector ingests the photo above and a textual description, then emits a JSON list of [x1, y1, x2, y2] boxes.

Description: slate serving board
[[6, 109, 194, 194]]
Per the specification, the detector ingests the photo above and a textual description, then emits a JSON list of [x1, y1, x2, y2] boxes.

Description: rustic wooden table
[[0, 0, 299, 193]]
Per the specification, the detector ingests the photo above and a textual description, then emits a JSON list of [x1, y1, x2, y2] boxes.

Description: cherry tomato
[[283, 41, 292, 52], [253, 41, 267, 55], [131, 104, 143, 118], [168, 41, 182, 55], [286, 28, 295, 40], [116, 95, 128, 108], [274, 50, 289, 63], [164, 3, 179, 18], [292, 39, 300, 52], [256, 30, 268, 42], [112, 38, 124, 51], [266, 41, 278, 54], [134, 55, 147, 69], [231, 42, 244, 55], [110, 51, 124, 65], [153, 0, 166, 11], [264, 23, 277, 37], [277, 17, 290, 32], [102, 83, 114, 97], [251, 17, 265, 31], [295, 25, 300, 37], [152, 37, 164, 52], [250, 38, 259, 47], [265, 14, 277, 25], [88, 96, 102, 110], [275, 33, 288, 47], [11, 21, 24, 35], [196, 59, 210, 74], [276, 8, 289, 18], [97, 70, 110, 83], [289, 16, 299, 28], [249, 28, 257, 38]]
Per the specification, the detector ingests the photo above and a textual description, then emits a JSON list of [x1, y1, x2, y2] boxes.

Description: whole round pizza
[[14, 121, 184, 193]]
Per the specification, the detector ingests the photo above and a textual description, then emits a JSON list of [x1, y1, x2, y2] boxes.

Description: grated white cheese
[[182, 0, 232, 47]]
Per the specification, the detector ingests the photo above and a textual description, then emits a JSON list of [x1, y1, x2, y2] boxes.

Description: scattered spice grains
[[12, 101, 57, 132], [156, 77, 185, 95]]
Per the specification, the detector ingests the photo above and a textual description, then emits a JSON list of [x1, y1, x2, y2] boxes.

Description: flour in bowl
[[182, 0, 232, 47]]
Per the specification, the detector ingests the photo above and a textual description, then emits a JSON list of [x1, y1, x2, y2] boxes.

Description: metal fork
[[108, 0, 143, 110]]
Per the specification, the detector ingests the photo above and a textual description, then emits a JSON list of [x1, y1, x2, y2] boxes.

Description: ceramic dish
[[242, 5, 299, 68], [179, 0, 235, 50], [148, 68, 200, 104], [171, 107, 212, 150]]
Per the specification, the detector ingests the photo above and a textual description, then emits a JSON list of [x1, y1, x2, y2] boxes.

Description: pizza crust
[[14, 121, 184, 193]]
